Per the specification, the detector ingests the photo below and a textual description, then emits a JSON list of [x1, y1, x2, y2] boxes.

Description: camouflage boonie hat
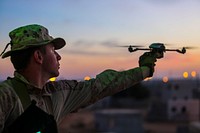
[[0, 24, 66, 58]]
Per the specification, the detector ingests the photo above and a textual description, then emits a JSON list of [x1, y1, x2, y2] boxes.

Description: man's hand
[[139, 52, 157, 77]]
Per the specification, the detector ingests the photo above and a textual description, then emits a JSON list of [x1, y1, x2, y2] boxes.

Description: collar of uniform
[[14, 71, 44, 95], [14, 71, 30, 84]]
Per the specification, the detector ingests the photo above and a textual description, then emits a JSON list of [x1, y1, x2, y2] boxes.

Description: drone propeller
[[165, 46, 198, 54], [183, 46, 198, 49], [116, 45, 144, 48]]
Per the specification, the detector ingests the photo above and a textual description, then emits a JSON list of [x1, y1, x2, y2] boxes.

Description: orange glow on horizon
[[162, 76, 168, 83], [183, 72, 189, 78], [1, 48, 200, 80], [49, 77, 56, 81], [84, 76, 91, 80], [191, 71, 197, 78]]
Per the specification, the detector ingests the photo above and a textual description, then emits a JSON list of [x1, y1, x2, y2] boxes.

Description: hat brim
[[51, 37, 66, 50], [2, 37, 66, 58]]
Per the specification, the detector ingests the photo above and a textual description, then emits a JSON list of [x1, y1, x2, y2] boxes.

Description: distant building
[[95, 109, 144, 133], [144, 78, 200, 122], [168, 99, 199, 121]]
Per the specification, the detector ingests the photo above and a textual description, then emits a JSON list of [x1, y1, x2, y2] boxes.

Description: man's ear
[[33, 50, 43, 64]]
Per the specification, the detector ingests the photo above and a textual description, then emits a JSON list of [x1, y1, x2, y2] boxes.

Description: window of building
[[171, 106, 177, 113], [181, 106, 187, 113]]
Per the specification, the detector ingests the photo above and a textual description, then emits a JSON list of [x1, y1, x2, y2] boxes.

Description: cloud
[[59, 39, 136, 56]]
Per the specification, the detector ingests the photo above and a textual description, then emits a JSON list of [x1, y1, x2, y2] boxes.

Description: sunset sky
[[1, 0, 200, 80]]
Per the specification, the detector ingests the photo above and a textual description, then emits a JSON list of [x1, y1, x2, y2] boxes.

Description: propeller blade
[[183, 46, 198, 49], [117, 45, 144, 48]]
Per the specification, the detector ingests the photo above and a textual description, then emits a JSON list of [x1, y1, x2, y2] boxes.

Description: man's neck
[[18, 69, 47, 89]]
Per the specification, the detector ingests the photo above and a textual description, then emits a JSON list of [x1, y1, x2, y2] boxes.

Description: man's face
[[41, 43, 61, 79]]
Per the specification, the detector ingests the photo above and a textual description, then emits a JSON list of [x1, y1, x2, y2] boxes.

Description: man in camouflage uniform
[[0, 24, 157, 132]]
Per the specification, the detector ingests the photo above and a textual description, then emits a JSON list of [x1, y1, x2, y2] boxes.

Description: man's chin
[[51, 72, 59, 79]]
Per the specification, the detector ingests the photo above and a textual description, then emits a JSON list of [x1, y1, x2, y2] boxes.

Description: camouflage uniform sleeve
[[89, 66, 149, 104], [0, 83, 11, 132], [0, 80, 21, 132], [0, 99, 5, 133], [48, 66, 150, 121]]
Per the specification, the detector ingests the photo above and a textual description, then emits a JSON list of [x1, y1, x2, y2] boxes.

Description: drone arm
[[165, 48, 186, 54], [129, 48, 151, 53], [176, 49, 184, 54]]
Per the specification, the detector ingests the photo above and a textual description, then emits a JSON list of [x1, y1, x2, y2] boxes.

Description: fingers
[[139, 52, 158, 77]]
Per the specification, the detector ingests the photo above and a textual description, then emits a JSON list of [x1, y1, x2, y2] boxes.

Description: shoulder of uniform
[[0, 78, 17, 97], [44, 80, 79, 92]]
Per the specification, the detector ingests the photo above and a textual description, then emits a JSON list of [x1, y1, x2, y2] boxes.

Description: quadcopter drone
[[124, 43, 187, 59]]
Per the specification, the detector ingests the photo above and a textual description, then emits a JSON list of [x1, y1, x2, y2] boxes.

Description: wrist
[[140, 66, 151, 79]]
